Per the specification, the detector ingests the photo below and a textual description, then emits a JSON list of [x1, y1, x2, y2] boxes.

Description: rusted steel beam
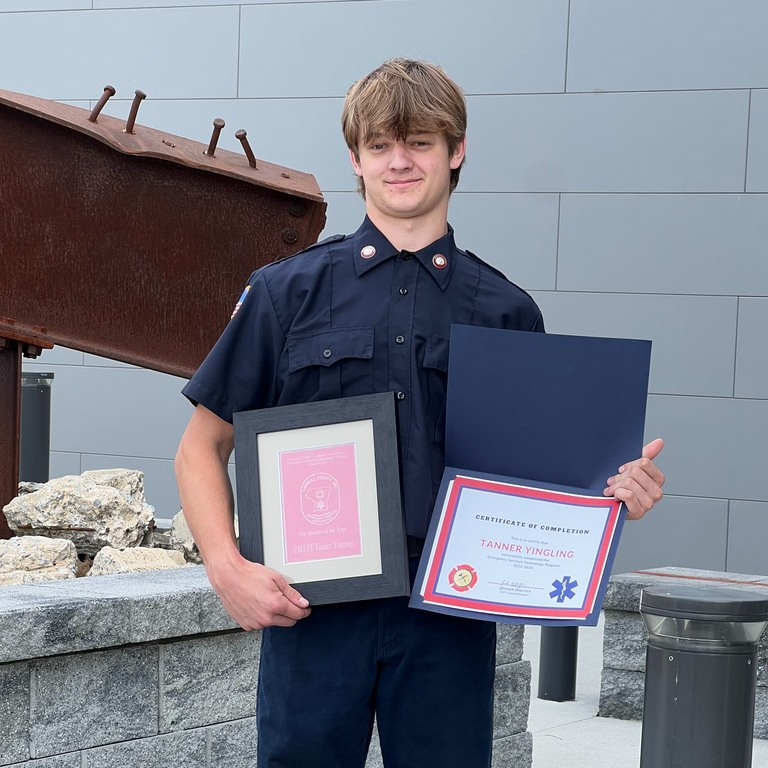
[[0, 86, 327, 379], [0, 86, 327, 531]]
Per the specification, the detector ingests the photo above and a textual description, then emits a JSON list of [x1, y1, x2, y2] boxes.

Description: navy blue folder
[[445, 325, 652, 494], [410, 324, 652, 626]]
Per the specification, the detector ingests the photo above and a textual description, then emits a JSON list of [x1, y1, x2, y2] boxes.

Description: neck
[[366, 209, 450, 252]]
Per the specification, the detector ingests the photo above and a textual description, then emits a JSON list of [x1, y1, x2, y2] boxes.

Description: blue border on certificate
[[410, 467, 626, 627]]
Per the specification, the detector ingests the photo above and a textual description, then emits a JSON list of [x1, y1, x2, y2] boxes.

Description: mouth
[[387, 178, 421, 188]]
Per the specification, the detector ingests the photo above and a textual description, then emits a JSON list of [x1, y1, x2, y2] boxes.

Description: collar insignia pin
[[361, 245, 376, 259], [432, 254, 447, 269]]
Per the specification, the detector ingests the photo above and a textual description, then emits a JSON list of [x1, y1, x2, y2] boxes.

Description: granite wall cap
[[0, 566, 239, 663], [605, 567, 768, 612]]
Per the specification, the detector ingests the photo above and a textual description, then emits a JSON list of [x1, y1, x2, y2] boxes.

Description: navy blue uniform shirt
[[183, 216, 544, 539]]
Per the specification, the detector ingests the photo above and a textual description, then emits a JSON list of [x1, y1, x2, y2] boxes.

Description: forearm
[[175, 438, 239, 574]]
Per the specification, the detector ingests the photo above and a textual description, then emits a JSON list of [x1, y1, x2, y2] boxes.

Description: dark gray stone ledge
[[0, 566, 238, 664]]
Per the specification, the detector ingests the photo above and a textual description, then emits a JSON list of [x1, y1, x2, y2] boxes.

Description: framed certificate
[[410, 469, 625, 626], [233, 392, 409, 605]]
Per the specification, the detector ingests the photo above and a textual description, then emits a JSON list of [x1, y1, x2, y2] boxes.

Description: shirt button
[[399, 287, 408, 295], [395, 335, 405, 344], [401, 252, 412, 261], [396, 391, 406, 400], [323, 349, 332, 358]]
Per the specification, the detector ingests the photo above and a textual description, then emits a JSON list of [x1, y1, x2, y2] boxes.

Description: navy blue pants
[[256, 584, 497, 767]]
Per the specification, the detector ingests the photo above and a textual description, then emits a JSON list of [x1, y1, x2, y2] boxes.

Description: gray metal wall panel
[[118, 95, 347, 191], [447, 194, 559, 291], [321, 192, 560, 292], [5, 1, 767, 576], [747, 89, 768, 192], [0, 1, 88, 9], [239, 0, 568, 98], [644, 394, 768, 502], [612, 496, 728, 574], [49, 451, 82, 479], [24, 362, 189, 460], [727, 501, 768, 574], [735, 298, 768, 399], [464, 91, 748, 193], [567, 0, 768, 93], [320, 192, 367, 241], [80, 454, 179, 521], [95, 0, 382, 6], [34, 346, 84, 366], [530, 292, 738, 398], [558, 194, 768, 294], [82, 355, 136, 369], [0, 7, 239, 100]]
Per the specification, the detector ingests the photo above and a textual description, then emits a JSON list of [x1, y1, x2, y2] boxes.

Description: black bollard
[[639, 585, 768, 768], [20, 371, 54, 483], [537, 625, 579, 701]]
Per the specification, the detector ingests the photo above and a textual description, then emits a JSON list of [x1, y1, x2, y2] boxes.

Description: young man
[[175, 58, 665, 768]]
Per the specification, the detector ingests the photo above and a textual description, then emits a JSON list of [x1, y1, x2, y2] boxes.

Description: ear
[[349, 148, 363, 176], [450, 135, 466, 169]]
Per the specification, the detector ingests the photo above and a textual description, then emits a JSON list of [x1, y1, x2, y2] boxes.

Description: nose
[[388, 141, 413, 170]]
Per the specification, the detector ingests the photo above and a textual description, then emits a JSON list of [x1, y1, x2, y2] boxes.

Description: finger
[[613, 485, 655, 520], [612, 457, 665, 488], [280, 580, 310, 609], [615, 438, 665, 477], [641, 437, 665, 461]]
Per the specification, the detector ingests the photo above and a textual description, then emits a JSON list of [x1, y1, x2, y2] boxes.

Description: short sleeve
[[181, 269, 286, 422]]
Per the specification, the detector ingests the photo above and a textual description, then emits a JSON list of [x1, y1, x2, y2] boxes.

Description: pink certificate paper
[[279, 442, 363, 564]]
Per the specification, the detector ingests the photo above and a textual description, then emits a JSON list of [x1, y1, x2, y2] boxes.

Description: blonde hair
[[341, 58, 467, 196]]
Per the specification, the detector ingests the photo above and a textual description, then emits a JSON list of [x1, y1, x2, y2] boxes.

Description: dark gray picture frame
[[233, 392, 409, 605]]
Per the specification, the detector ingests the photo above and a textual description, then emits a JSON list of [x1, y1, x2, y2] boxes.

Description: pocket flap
[[287, 327, 374, 373]]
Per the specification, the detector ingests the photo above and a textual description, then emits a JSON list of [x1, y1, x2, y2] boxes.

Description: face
[[349, 131, 465, 229]]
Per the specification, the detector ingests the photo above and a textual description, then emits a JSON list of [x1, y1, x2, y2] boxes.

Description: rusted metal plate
[[0, 87, 327, 378], [0, 87, 327, 531]]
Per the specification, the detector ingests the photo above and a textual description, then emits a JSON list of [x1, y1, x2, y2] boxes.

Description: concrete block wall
[[3, 1, 768, 571], [0, 569, 531, 767]]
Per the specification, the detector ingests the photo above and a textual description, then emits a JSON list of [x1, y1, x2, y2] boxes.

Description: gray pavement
[[523, 617, 768, 768]]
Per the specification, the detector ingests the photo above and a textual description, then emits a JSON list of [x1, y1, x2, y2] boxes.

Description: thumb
[[642, 437, 665, 461], [274, 574, 310, 608]]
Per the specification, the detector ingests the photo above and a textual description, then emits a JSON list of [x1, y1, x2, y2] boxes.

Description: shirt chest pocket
[[286, 326, 375, 401]]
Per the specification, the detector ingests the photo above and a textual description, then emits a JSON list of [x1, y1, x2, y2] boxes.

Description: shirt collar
[[352, 216, 458, 291]]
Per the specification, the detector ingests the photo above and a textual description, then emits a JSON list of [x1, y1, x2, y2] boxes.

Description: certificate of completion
[[412, 473, 624, 624]]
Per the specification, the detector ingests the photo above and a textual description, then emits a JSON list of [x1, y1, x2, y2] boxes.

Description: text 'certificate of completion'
[[415, 473, 623, 624]]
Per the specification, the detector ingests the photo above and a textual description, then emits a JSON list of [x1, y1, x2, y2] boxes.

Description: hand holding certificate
[[410, 325, 652, 626]]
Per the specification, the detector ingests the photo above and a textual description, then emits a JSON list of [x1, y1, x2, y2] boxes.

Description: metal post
[[0, 340, 22, 538], [537, 626, 579, 701], [639, 585, 768, 768], [20, 371, 54, 483]]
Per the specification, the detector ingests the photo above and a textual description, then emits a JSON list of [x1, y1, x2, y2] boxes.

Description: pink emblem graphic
[[279, 442, 363, 564], [300, 472, 340, 525]]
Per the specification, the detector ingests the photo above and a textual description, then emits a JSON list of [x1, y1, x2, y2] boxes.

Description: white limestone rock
[[170, 510, 202, 564], [2, 470, 155, 555], [0, 536, 78, 586], [88, 545, 187, 576]]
